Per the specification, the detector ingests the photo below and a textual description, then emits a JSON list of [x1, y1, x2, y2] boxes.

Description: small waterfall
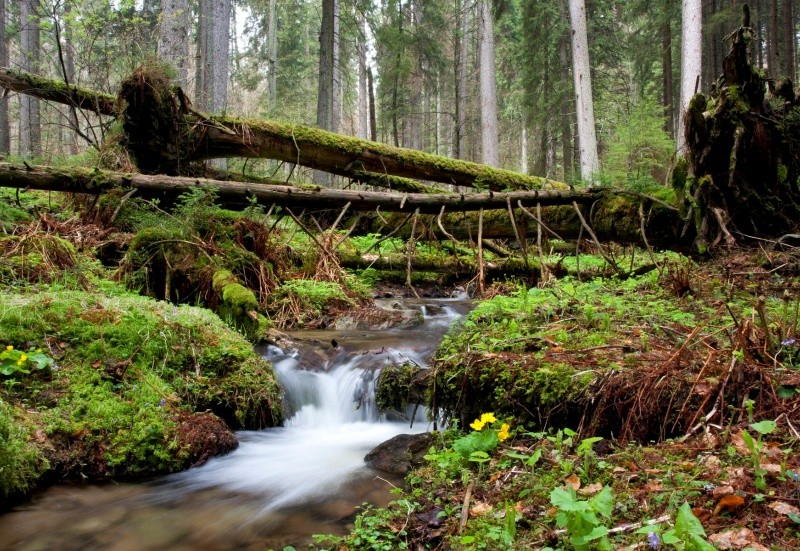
[[0, 298, 471, 550]]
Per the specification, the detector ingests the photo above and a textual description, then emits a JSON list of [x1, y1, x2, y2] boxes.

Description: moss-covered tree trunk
[[680, 9, 800, 250]]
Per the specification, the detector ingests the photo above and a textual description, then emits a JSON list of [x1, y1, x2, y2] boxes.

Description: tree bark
[[158, 0, 190, 88], [678, 0, 702, 155], [0, 161, 601, 214], [0, 0, 9, 154], [568, 0, 599, 182], [662, 1, 675, 139], [478, 0, 499, 167], [265, 0, 278, 111], [316, 0, 340, 186], [19, 0, 41, 158], [357, 10, 369, 139], [456, 0, 470, 161]]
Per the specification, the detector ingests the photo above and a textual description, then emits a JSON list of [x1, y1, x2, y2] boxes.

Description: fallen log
[[0, 162, 601, 214], [1, 66, 565, 192], [0, 68, 117, 116], [380, 194, 683, 247]]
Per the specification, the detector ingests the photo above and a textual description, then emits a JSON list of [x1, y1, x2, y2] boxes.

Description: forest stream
[[0, 297, 471, 551]]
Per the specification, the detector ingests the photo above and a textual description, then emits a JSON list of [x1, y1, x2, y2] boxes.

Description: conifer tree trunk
[[781, 0, 796, 81], [316, 0, 340, 186], [568, 0, 598, 181], [265, 0, 277, 111], [0, 0, 9, 154], [455, 0, 470, 160], [357, 10, 369, 139], [158, 0, 190, 87], [62, 2, 80, 155], [478, 0, 499, 167], [678, 0, 702, 155], [662, 1, 675, 139], [19, 0, 41, 158], [768, 0, 779, 78]]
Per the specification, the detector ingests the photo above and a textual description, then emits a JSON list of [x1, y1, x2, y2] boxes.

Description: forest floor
[[2, 186, 800, 550], [315, 248, 800, 551]]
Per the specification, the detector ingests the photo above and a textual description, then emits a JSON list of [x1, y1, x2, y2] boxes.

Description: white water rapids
[[0, 298, 469, 550]]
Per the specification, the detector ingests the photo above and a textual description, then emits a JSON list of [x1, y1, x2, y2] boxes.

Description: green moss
[[222, 116, 561, 192], [0, 397, 47, 499], [212, 269, 266, 339], [0, 289, 282, 480]]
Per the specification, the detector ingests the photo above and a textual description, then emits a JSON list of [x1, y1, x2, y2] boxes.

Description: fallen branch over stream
[[0, 162, 602, 214]]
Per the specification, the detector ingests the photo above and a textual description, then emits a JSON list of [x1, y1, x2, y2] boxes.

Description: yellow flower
[[5, 345, 12, 351], [498, 423, 511, 442], [480, 412, 497, 425], [470, 419, 485, 431], [20, 354, 27, 363]]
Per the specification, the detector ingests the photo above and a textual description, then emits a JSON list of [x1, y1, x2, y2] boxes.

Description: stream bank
[[0, 297, 471, 550]]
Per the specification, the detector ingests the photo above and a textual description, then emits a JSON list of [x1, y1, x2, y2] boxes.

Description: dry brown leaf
[[701, 455, 722, 476], [469, 501, 492, 517], [731, 432, 749, 455], [712, 494, 745, 516], [760, 463, 782, 475], [564, 473, 581, 490], [767, 501, 800, 516], [578, 483, 603, 496], [709, 528, 767, 550], [711, 485, 735, 498]]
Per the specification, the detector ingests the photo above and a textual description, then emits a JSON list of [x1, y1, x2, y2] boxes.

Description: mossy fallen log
[[379, 191, 683, 246], [0, 67, 117, 116], [1, 65, 565, 192], [337, 250, 538, 279], [0, 161, 601, 214]]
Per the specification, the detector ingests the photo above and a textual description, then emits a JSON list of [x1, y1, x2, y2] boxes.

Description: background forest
[[3, 0, 799, 188]]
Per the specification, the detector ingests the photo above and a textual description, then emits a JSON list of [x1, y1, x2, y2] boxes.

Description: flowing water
[[0, 298, 470, 551]]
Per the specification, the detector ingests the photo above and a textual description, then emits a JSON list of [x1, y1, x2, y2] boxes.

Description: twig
[[506, 196, 528, 268], [459, 481, 475, 534], [638, 201, 662, 277], [406, 209, 420, 298], [477, 208, 485, 295], [572, 201, 622, 275], [517, 201, 565, 241]]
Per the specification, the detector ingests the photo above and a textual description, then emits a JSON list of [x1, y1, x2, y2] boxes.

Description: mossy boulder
[[0, 287, 282, 501]]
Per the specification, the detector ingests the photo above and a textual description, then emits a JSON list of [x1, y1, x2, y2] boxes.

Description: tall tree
[[357, 9, 369, 139], [0, 0, 9, 154], [678, 0, 702, 154], [19, 0, 41, 158], [317, 0, 340, 135], [265, 0, 278, 111], [478, 0, 499, 166], [158, 0, 191, 87], [197, 0, 231, 113], [455, 0, 471, 160], [316, 0, 340, 186], [568, 0, 598, 181], [662, 0, 675, 139]]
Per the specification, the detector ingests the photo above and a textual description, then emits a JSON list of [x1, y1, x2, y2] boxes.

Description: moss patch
[[0, 288, 282, 487]]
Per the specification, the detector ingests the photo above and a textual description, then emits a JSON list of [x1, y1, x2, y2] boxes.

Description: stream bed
[[0, 298, 470, 550]]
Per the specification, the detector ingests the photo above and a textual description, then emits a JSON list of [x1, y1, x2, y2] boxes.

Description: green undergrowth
[[316, 421, 800, 550], [0, 283, 282, 499]]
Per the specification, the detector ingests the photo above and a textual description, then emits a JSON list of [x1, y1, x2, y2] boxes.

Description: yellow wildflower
[[5, 345, 12, 351], [470, 419, 485, 431], [498, 423, 511, 442], [480, 412, 497, 425], [20, 354, 27, 363]]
